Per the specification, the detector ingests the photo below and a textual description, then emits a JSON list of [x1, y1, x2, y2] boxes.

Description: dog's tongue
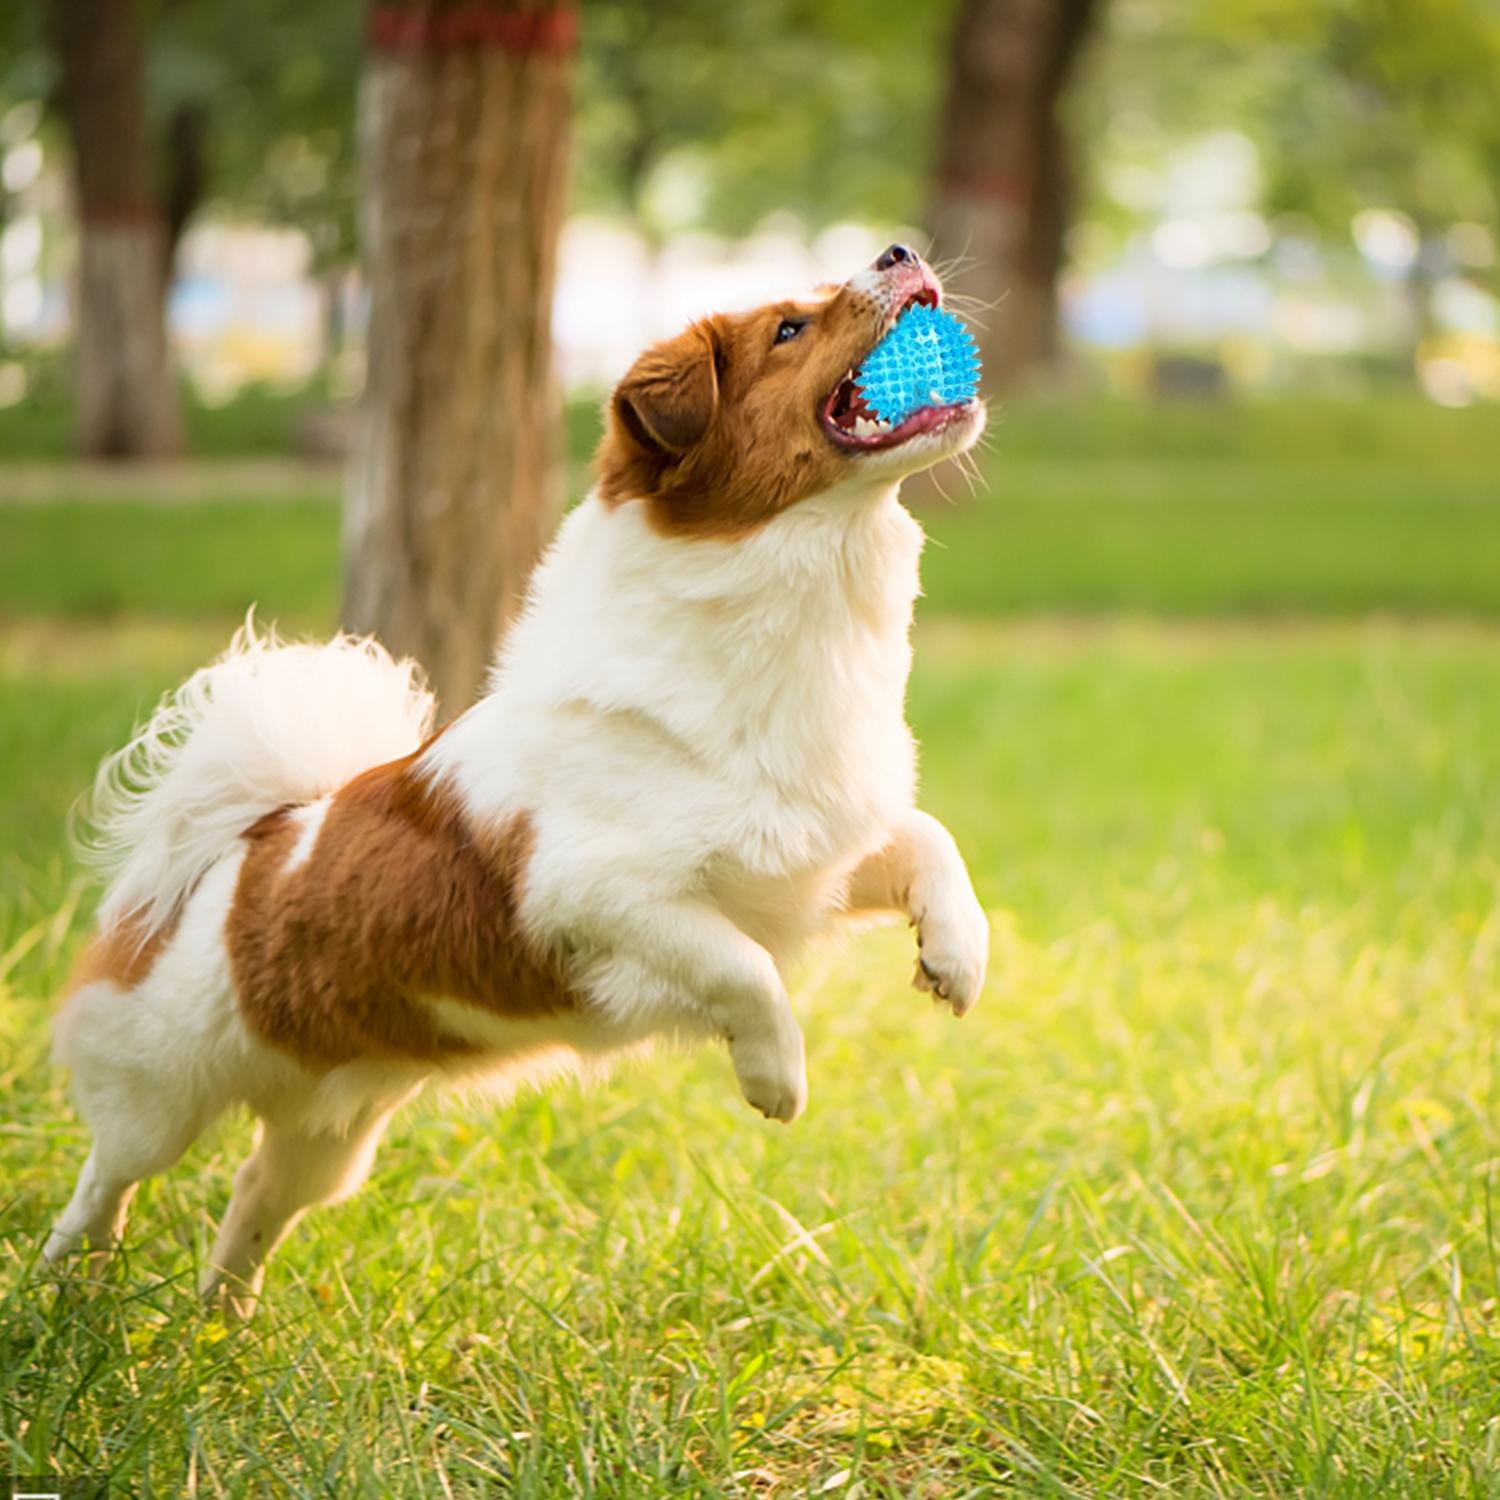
[[854, 304, 980, 426]]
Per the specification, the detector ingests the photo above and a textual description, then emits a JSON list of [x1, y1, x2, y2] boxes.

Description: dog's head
[[597, 246, 985, 537]]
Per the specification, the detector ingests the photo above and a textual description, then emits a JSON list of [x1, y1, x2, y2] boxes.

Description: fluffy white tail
[[81, 614, 436, 936]]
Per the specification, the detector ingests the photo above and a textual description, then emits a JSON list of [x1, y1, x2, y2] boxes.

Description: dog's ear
[[612, 322, 719, 457]]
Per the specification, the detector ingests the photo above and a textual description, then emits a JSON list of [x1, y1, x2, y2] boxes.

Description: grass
[[0, 502, 340, 629], [5, 394, 1499, 623], [9, 481, 1500, 627], [2, 396, 1500, 1495]]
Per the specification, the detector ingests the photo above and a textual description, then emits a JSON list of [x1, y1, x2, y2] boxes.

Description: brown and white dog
[[46, 246, 989, 1316]]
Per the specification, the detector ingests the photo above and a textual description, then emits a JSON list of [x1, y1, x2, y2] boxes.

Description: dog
[[44, 245, 989, 1317]]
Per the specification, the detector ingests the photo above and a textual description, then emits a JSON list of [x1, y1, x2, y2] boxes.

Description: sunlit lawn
[[2, 399, 1499, 1495], [5, 394, 1500, 624]]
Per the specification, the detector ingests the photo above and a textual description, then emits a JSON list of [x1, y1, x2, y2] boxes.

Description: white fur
[[82, 614, 434, 936], [48, 267, 991, 1315], [283, 798, 331, 872], [417, 482, 933, 1117]]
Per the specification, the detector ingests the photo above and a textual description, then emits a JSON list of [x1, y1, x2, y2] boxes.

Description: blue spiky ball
[[854, 303, 981, 425]]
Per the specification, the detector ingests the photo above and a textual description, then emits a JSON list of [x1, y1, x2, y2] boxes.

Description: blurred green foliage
[[6, 0, 1495, 267], [1087, 0, 1500, 261], [0, 0, 361, 266], [574, 0, 954, 237], [150, 0, 363, 267]]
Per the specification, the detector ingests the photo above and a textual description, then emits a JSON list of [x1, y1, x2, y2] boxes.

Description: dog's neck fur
[[423, 479, 923, 829], [513, 475, 919, 643]]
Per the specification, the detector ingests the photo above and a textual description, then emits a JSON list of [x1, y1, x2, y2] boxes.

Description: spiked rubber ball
[[854, 303, 981, 426]]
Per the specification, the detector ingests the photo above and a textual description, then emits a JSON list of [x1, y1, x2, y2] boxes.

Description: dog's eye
[[773, 318, 807, 346]]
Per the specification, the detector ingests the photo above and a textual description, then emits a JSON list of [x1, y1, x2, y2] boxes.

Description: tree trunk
[[928, 0, 1098, 389], [344, 1, 575, 716], [48, 0, 182, 458], [162, 100, 209, 282]]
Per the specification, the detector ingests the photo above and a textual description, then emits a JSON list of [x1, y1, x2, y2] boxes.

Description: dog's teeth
[[852, 417, 878, 438]]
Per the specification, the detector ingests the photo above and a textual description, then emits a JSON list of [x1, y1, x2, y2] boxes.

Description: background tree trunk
[[928, 0, 1099, 390], [162, 100, 209, 283], [343, 1, 575, 716], [48, 0, 182, 458]]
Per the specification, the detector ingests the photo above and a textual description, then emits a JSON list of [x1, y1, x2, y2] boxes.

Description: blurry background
[[4, 4, 1500, 1495], [5, 0, 1500, 412], [2, 0, 1499, 710]]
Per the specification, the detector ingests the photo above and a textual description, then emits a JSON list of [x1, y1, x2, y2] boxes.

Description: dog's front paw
[[730, 1027, 808, 1124], [913, 886, 989, 1017]]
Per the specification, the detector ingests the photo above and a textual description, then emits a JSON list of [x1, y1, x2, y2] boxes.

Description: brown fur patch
[[66, 913, 178, 996], [225, 751, 576, 1069], [597, 282, 888, 538]]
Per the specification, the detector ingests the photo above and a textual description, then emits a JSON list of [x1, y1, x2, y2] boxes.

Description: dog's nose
[[875, 243, 918, 271]]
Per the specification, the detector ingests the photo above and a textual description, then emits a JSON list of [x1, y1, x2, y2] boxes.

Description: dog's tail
[[79, 612, 436, 938]]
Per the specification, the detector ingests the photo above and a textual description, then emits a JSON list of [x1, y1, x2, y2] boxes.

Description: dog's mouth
[[820, 285, 977, 453]]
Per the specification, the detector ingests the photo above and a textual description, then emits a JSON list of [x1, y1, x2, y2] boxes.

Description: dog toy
[[854, 303, 980, 425]]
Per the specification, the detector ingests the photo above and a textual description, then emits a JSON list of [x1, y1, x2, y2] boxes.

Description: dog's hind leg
[[44, 1055, 218, 1270], [200, 1106, 396, 1320], [44, 1145, 143, 1268], [47, 856, 251, 1270]]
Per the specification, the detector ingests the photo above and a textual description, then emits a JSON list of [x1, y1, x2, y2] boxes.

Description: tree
[[46, 0, 181, 456], [928, 0, 1101, 390], [1088, 0, 1500, 373], [342, 0, 575, 715], [575, 0, 948, 241], [23, 0, 361, 456], [152, 0, 366, 274], [1236, 0, 1500, 362]]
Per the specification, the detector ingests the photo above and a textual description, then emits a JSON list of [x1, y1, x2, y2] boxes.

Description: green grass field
[[3, 398, 1500, 1496]]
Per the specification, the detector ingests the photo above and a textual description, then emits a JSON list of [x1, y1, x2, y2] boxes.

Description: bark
[[928, 0, 1098, 389], [344, 1, 575, 715], [48, 0, 182, 457]]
